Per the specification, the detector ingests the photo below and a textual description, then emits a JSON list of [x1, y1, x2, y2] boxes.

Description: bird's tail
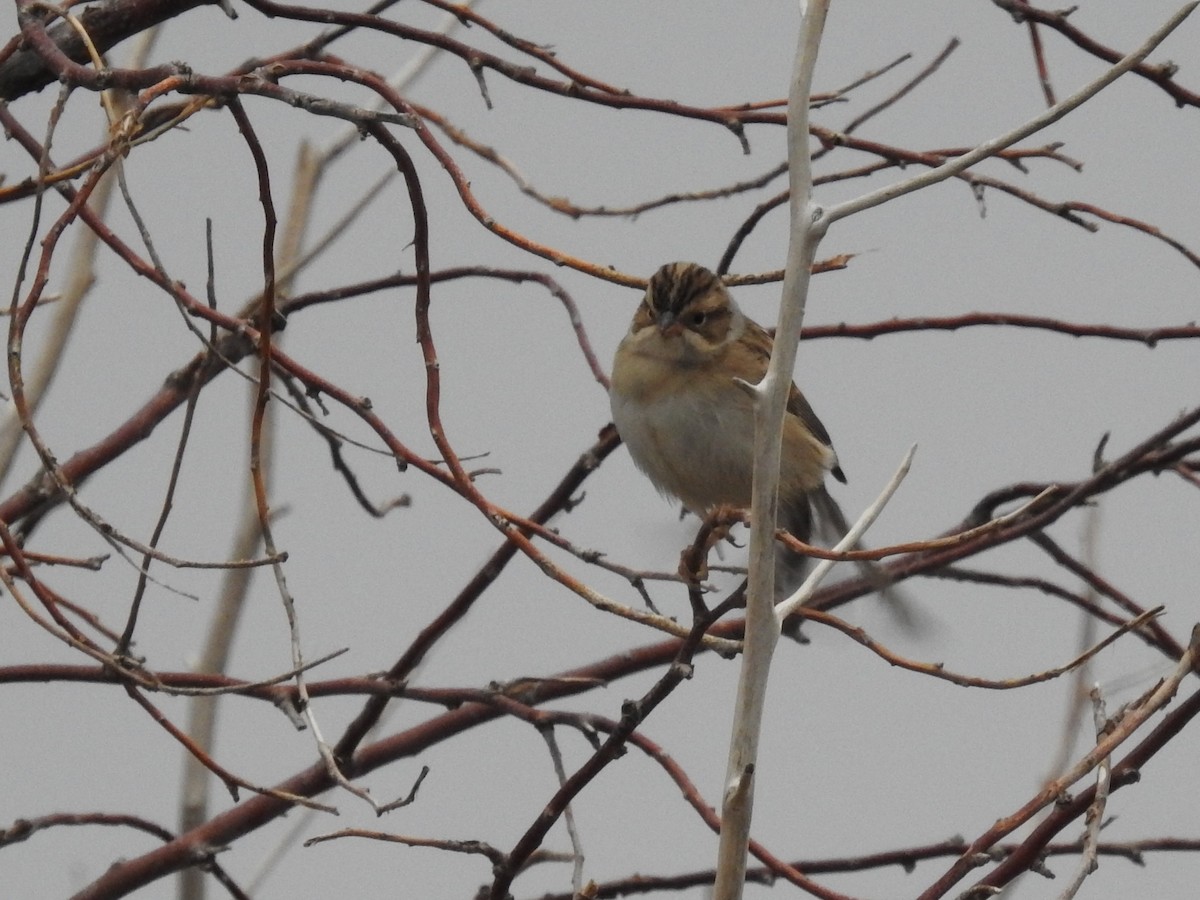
[[774, 497, 814, 601], [774, 488, 920, 634], [807, 485, 921, 630]]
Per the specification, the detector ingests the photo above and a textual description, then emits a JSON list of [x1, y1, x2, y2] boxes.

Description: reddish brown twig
[[993, 0, 1200, 108], [916, 629, 1200, 899]]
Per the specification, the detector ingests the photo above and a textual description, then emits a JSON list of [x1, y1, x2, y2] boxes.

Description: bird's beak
[[656, 311, 683, 338]]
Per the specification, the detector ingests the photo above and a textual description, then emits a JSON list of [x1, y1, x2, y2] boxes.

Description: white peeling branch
[[774, 444, 915, 622], [711, 3, 830, 899], [711, 6, 1200, 900]]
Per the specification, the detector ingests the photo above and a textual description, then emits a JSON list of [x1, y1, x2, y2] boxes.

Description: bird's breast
[[610, 367, 756, 513]]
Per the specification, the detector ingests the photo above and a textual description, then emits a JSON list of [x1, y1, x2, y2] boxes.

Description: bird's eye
[[687, 310, 707, 327]]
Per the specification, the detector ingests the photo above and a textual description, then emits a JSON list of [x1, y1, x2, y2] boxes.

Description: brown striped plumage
[[611, 261, 846, 596]]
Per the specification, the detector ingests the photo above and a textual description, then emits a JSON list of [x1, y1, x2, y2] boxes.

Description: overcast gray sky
[[1, 2, 1198, 898]]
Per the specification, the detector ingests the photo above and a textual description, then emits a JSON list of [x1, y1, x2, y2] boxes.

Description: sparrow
[[610, 261, 848, 597]]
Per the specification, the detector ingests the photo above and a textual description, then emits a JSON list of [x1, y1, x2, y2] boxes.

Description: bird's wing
[[740, 317, 846, 483]]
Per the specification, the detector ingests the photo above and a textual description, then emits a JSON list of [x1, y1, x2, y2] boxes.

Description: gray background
[[1, 1, 1197, 897]]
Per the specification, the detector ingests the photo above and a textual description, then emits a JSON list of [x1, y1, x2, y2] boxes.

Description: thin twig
[[822, 3, 1199, 225]]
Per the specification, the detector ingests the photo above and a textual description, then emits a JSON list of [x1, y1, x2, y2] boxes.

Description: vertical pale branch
[[712, 3, 830, 899], [712, 6, 1197, 895], [773, 446, 914, 622]]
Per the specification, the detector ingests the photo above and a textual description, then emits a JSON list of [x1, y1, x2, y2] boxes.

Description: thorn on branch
[[1092, 431, 1110, 473], [1027, 854, 1055, 878], [724, 118, 750, 155], [468, 57, 493, 109], [305, 385, 329, 415], [377, 765, 430, 815], [971, 181, 988, 217]]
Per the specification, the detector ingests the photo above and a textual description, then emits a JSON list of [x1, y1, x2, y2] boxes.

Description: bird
[[610, 261, 848, 598]]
